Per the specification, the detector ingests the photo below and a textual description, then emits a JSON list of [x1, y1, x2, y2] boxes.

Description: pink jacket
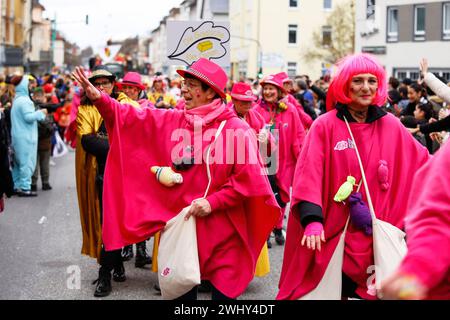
[[254, 99, 306, 204], [401, 141, 450, 299], [278, 110, 430, 300]]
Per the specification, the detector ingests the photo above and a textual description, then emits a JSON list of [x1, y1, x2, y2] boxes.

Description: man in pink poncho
[[72, 58, 280, 300], [277, 53, 430, 300], [380, 141, 450, 300]]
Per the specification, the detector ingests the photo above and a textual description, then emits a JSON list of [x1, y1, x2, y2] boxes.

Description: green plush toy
[[334, 176, 356, 203]]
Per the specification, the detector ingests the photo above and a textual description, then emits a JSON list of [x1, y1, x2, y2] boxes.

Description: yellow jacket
[[147, 91, 176, 108]]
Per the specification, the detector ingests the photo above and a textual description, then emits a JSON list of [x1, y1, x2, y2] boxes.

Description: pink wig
[[326, 53, 387, 111]]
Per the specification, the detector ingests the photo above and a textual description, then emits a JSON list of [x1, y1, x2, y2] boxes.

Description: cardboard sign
[[167, 21, 230, 67]]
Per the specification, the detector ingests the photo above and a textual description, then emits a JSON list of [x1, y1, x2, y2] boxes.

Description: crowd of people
[[0, 53, 449, 300]]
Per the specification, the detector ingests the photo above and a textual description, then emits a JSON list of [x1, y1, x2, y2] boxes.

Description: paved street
[[0, 151, 286, 300]]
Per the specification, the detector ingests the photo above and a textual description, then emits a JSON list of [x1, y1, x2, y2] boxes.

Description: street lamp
[[231, 35, 263, 80]]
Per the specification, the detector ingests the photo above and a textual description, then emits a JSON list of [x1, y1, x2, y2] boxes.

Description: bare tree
[[303, 0, 355, 65]]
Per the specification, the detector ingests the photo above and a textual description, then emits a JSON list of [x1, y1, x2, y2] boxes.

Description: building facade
[[0, 0, 33, 73], [356, 0, 450, 82], [28, 0, 52, 74], [229, 0, 349, 81]]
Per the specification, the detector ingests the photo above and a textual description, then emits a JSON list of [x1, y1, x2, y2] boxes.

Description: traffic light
[[257, 67, 263, 79], [85, 15, 89, 25]]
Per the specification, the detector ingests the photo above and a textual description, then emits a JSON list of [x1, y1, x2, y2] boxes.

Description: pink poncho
[[278, 109, 430, 300], [93, 94, 280, 298], [285, 94, 313, 129], [254, 100, 305, 204], [401, 141, 450, 299]]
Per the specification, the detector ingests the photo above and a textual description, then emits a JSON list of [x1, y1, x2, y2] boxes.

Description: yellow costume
[[75, 93, 139, 261], [147, 91, 176, 108]]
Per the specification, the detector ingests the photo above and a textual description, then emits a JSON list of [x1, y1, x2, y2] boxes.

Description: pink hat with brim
[[276, 72, 293, 84], [116, 72, 146, 91], [230, 82, 257, 102], [177, 58, 228, 99], [261, 74, 287, 93]]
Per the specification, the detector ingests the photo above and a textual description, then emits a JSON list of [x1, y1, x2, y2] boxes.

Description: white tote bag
[[300, 218, 350, 300], [157, 120, 227, 300], [344, 117, 407, 298], [158, 205, 201, 300], [52, 131, 68, 158]]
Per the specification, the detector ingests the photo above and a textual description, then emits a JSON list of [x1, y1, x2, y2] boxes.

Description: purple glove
[[304, 222, 324, 237]]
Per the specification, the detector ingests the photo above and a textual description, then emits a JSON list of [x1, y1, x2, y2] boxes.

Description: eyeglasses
[[93, 81, 112, 88], [181, 80, 202, 90]]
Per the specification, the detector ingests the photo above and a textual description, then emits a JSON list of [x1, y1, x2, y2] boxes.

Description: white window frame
[[288, 24, 298, 45], [287, 62, 297, 77], [387, 7, 399, 42], [443, 3, 450, 39], [414, 5, 426, 41]]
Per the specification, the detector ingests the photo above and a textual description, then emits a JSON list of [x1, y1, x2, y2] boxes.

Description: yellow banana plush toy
[[151, 166, 183, 187], [334, 176, 356, 203]]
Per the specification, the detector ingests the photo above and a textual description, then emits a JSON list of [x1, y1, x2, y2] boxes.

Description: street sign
[[167, 21, 230, 68]]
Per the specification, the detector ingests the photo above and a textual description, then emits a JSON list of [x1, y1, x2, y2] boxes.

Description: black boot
[[198, 280, 212, 293], [274, 228, 285, 245], [93, 268, 112, 297], [135, 241, 152, 268], [121, 245, 133, 261], [113, 263, 126, 282]]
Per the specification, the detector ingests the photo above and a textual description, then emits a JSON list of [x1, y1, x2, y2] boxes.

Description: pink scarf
[[184, 98, 226, 127]]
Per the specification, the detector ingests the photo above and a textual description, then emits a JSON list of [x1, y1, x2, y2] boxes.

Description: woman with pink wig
[[278, 53, 430, 300]]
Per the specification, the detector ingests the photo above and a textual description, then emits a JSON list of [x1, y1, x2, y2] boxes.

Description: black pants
[[174, 284, 235, 301], [96, 173, 122, 273]]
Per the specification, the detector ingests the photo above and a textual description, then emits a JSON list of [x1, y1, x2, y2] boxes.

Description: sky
[[39, 0, 183, 51]]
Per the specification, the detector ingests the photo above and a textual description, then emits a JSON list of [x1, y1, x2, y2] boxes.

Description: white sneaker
[[50, 160, 56, 166]]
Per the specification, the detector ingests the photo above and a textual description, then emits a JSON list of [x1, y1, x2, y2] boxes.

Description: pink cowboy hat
[[177, 58, 227, 99], [230, 82, 256, 102], [117, 72, 146, 91], [276, 72, 293, 84], [260, 74, 287, 93]]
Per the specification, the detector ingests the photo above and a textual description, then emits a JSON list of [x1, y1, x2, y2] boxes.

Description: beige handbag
[[158, 120, 227, 300], [343, 117, 407, 298], [299, 218, 350, 300]]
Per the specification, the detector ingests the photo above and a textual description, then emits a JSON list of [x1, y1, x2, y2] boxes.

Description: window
[[414, 5, 426, 40], [443, 3, 450, 39], [288, 24, 298, 44], [367, 0, 376, 19], [287, 62, 297, 78], [322, 26, 332, 46], [289, 0, 298, 8], [387, 7, 398, 42], [324, 0, 332, 10]]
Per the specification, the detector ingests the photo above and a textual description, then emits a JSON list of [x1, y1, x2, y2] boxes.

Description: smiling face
[[233, 98, 253, 116], [181, 77, 216, 109], [408, 87, 422, 103], [262, 84, 280, 104], [348, 73, 378, 109], [121, 85, 140, 101]]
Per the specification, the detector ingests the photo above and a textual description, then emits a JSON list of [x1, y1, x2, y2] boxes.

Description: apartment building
[[229, 0, 350, 81], [356, 0, 450, 82]]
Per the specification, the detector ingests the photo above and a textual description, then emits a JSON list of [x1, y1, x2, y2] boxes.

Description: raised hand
[[420, 58, 429, 78], [71, 67, 101, 101]]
